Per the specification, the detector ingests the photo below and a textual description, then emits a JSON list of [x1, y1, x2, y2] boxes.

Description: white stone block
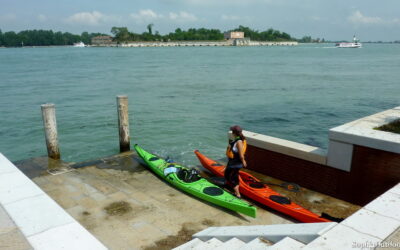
[[27, 222, 107, 250], [215, 237, 245, 250], [243, 238, 271, 249], [329, 107, 400, 154], [388, 183, 400, 195], [0, 171, 44, 205], [341, 208, 400, 240], [327, 140, 353, 171], [0, 153, 19, 174], [269, 236, 305, 249], [364, 191, 400, 221], [304, 224, 381, 250], [229, 131, 327, 165], [195, 238, 223, 250], [3, 194, 74, 237], [194, 222, 337, 243]]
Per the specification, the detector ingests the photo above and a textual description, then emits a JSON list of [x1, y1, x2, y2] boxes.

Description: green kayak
[[134, 145, 256, 218]]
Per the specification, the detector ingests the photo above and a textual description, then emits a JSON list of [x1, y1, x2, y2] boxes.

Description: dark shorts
[[224, 165, 242, 187]]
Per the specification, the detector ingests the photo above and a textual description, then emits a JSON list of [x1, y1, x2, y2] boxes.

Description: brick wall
[[246, 144, 400, 206]]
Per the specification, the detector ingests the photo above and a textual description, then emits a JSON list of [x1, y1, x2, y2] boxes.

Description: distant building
[[224, 32, 245, 40], [91, 36, 113, 45]]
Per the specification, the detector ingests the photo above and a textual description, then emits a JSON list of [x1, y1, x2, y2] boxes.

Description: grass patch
[[375, 119, 400, 134]]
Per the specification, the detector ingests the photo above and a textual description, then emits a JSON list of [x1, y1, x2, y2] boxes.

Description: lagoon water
[[0, 44, 399, 165]]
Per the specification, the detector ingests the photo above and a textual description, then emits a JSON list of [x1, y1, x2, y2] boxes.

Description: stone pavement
[[13, 151, 360, 249]]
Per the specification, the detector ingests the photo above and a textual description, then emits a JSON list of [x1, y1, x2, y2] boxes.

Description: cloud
[[38, 14, 47, 22], [162, 0, 272, 6], [130, 9, 163, 23], [130, 9, 197, 23], [66, 11, 114, 25], [348, 11, 382, 24], [168, 11, 197, 22]]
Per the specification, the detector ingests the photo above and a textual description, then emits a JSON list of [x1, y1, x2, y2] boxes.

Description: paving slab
[[10, 151, 360, 249]]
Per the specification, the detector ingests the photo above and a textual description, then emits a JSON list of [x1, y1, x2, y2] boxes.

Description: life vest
[[226, 138, 247, 159]]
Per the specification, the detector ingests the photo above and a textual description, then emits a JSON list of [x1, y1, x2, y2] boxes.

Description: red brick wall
[[246, 144, 400, 206]]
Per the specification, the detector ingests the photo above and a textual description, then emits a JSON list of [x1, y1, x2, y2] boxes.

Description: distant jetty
[[92, 40, 298, 48], [91, 33, 298, 47]]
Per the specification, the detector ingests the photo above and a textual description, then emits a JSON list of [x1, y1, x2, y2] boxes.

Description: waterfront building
[[91, 36, 114, 46], [224, 31, 245, 40]]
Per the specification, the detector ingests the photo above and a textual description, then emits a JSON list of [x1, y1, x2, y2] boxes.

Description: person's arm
[[237, 140, 247, 168]]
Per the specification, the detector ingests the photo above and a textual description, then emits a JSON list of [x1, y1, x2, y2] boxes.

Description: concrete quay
[[92, 40, 298, 48], [4, 150, 359, 249]]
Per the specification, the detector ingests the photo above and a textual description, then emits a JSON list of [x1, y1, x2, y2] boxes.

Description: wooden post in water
[[117, 95, 131, 152], [41, 103, 60, 159]]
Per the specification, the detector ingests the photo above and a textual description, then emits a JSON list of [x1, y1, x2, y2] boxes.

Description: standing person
[[225, 125, 247, 198]]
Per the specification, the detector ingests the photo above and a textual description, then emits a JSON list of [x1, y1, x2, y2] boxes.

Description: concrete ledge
[[329, 106, 400, 154], [327, 140, 353, 171], [305, 182, 400, 249], [0, 153, 107, 249], [233, 131, 327, 165]]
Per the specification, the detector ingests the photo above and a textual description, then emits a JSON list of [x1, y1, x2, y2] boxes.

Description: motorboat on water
[[73, 41, 86, 47], [336, 36, 362, 48]]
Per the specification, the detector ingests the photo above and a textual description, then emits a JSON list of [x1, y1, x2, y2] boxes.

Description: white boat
[[336, 36, 362, 48], [73, 41, 85, 47]]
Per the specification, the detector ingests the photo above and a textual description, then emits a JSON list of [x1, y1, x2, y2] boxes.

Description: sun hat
[[230, 125, 243, 134]]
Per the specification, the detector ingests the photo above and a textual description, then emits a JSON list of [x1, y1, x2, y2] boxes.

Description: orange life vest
[[226, 138, 247, 159]]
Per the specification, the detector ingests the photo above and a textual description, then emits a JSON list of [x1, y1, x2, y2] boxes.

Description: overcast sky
[[1, 0, 399, 41]]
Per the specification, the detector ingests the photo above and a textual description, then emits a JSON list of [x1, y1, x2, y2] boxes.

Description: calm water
[[0, 44, 399, 165]]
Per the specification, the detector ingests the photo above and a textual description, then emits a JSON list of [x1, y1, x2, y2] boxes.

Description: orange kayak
[[194, 150, 331, 223]]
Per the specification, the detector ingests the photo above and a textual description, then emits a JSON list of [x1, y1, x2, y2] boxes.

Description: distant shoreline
[[1, 41, 399, 49]]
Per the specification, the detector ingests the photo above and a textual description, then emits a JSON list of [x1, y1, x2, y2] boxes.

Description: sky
[[1, 0, 399, 41]]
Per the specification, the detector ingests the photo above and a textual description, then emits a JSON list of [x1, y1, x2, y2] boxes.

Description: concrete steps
[[173, 222, 337, 250], [192, 222, 336, 243], [214, 237, 246, 250], [268, 236, 305, 249], [173, 236, 306, 250]]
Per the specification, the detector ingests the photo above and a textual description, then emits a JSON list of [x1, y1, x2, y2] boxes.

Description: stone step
[[192, 238, 223, 250], [269, 236, 305, 249], [214, 237, 245, 250], [243, 237, 273, 249], [193, 222, 337, 243]]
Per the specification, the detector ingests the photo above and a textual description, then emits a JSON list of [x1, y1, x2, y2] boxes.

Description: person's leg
[[233, 185, 241, 198], [232, 168, 241, 198]]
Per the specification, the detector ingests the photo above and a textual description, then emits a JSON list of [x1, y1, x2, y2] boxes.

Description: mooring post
[[117, 95, 131, 152], [41, 103, 60, 159]]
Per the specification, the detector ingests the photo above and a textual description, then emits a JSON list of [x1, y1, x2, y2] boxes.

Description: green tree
[[147, 23, 154, 35], [0, 29, 4, 46], [111, 27, 130, 42], [3, 31, 19, 46], [81, 32, 90, 44]]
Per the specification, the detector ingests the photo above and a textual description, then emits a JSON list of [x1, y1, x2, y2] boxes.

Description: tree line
[[0, 25, 301, 47], [110, 25, 295, 43], [0, 29, 107, 47]]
